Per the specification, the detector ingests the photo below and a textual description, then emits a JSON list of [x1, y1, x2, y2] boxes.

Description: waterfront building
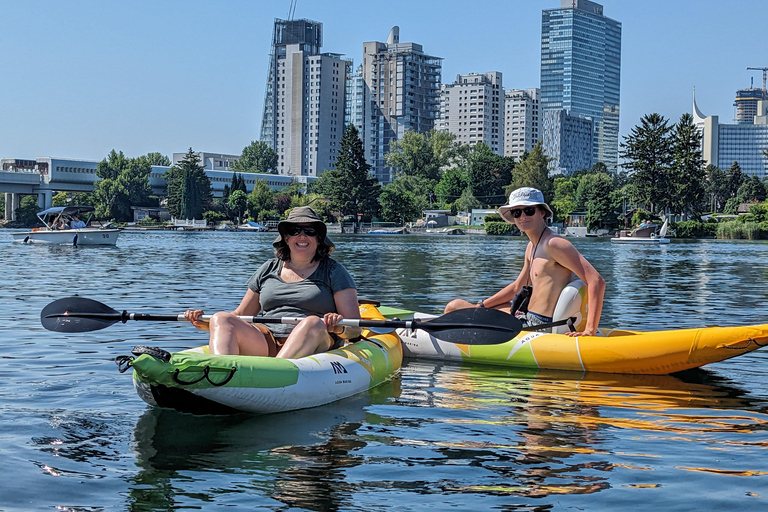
[[733, 87, 767, 124], [259, 18, 349, 177], [504, 88, 540, 160], [172, 152, 239, 171], [437, 72, 504, 155], [542, 110, 594, 175], [540, 0, 621, 169], [694, 93, 768, 178], [362, 27, 442, 183]]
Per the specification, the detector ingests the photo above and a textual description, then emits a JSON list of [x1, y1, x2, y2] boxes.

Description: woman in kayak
[[184, 206, 361, 358]]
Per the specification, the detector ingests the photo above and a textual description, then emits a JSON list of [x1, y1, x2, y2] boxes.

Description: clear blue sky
[[1, 0, 766, 162]]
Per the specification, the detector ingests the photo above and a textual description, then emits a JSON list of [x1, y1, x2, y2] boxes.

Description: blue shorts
[[522, 311, 552, 327]]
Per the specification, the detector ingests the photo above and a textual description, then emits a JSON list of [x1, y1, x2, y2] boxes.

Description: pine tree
[[670, 113, 706, 217], [619, 113, 673, 214], [315, 125, 380, 224], [508, 142, 553, 201], [164, 148, 213, 220]]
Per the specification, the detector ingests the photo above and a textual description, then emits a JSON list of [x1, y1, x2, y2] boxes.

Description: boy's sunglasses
[[509, 206, 538, 218], [285, 225, 318, 237]]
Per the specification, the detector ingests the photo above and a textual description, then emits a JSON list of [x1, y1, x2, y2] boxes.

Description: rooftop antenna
[[288, 0, 297, 20]]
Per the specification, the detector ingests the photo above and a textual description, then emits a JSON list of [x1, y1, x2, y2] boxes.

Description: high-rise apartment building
[[734, 87, 767, 124], [504, 88, 540, 160], [259, 19, 348, 177], [345, 64, 365, 137], [438, 72, 504, 155], [363, 27, 442, 183], [541, 0, 621, 170], [542, 110, 594, 174]]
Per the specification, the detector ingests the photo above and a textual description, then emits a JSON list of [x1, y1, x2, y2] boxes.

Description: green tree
[[14, 195, 40, 226], [551, 176, 580, 223], [576, 173, 615, 230], [314, 124, 380, 224], [231, 141, 278, 174], [92, 149, 153, 221], [726, 161, 745, 199], [247, 178, 275, 220], [466, 143, 514, 206], [434, 166, 469, 206], [705, 164, 729, 213], [620, 113, 673, 214], [228, 190, 248, 224], [385, 129, 456, 182], [143, 152, 171, 166], [164, 148, 213, 220], [738, 175, 766, 203], [508, 142, 552, 201], [669, 113, 706, 218], [453, 186, 483, 214], [379, 183, 422, 224]]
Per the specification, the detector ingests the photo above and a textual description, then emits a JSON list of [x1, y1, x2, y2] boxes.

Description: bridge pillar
[[5, 193, 20, 221], [37, 191, 52, 211]]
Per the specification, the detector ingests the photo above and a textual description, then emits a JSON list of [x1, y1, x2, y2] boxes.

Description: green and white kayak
[[125, 304, 402, 415]]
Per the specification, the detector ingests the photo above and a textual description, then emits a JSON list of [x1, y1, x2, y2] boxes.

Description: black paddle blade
[[416, 307, 523, 345], [41, 297, 123, 333]]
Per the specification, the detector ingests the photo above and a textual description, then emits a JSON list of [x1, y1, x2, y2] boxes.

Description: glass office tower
[[541, 0, 621, 170]]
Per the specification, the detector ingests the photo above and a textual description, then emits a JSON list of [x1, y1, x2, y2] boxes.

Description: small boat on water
[[12, 206, 120, 246], [369, 228, 407, 234], [237, 221, 269, 232], [379, 280, 768, 375], [611, 219, 670, 244], [119, 303, 403, 415]]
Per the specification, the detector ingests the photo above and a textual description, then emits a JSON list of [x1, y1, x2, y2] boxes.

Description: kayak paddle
[[41, 296, 523, 345]]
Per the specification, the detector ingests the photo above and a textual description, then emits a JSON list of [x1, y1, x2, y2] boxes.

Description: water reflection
[[382, 361, 767, 499], [127, 378, 401, 511]]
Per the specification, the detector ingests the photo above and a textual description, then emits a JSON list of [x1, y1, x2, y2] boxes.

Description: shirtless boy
[[445, 187, 605, 337]]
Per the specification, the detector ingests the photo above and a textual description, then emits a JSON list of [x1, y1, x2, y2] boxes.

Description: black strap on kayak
[[115, 355, 133, 373], [523, 316, 577, 332], [173, 366, 237, 387]]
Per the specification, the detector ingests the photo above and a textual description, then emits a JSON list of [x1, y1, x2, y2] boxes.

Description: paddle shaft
[[73, 311, 509, 332]]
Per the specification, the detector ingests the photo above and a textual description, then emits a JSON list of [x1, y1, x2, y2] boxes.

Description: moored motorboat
[[379, 280, 768, 374], [611, 219, 670, 244], [11, 206, 120, 246], [120, 303, 403, 415]]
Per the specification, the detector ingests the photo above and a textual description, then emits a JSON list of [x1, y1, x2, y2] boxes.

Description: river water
[[1, 230, 766, 511]]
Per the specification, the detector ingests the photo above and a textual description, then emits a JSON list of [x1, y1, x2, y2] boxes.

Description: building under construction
[[734, 87, 767, 124]]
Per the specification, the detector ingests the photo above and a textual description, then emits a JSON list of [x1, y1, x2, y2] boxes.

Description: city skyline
[[2, 0, 766, 164]]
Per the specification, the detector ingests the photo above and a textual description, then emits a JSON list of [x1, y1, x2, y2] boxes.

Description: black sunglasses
[[285, 225, 318, 237], [509, 206, 539, 218]]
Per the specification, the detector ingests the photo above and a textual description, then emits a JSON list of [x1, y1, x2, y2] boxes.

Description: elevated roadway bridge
[[1, 157, 312, 221]]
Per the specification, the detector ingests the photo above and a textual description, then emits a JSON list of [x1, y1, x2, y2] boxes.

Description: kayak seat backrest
[[551, 279, 588, 334]]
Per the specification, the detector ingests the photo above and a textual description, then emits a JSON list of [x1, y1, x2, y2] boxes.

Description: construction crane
[[287, 0, 297, 20], [747, 67, 768, 93]]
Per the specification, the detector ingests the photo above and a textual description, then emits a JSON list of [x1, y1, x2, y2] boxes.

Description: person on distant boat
[[56, 219, 69, 230], [184, 206, 361, 358], [70, 215, 86, 229], [444, 187, 605, 337]]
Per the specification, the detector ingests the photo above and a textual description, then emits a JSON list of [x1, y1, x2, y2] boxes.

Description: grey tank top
[[246, 257, 356, 337]]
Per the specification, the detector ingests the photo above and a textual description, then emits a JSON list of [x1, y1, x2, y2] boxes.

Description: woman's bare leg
[[208, 312, 270, 356], [277, 316, 332, 359]]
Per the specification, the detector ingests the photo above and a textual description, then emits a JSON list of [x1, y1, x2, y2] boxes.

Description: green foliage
[[52, 191, 94, 208], [247, 179, 275, 221], [203, 210, 226, 224], [453, 186, 482, 213], [228, 190, 248, 223], [484, 221, 513, 235], [93, 149, 153, 222], [576, 173, 616, 230], [717, 221, 760, 239], [434, 166, 469, 205], [669, 113, 706, 217], [551, 176, 579, 223], [705, 164, 729, 212], [484, 214, 503, 223], [385, 129, 456, 182], [143, 152, 171, 166], [465, 143, 514, 206], [231, 141, 278, 174], [508, 142, 552, 201], [379, 183, 422, 224], [164, 148, 213, 220], [748, 203, 768, 222], [672, 220, 717, 238], [620, 113, 673, 214], [314, 124, 381, 223], [737, 175, 766, 203], [15, 195, 40, 226], [52, 191, 68, 207], [723, 197, 741, 215], [631, 209, 652, 227]]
